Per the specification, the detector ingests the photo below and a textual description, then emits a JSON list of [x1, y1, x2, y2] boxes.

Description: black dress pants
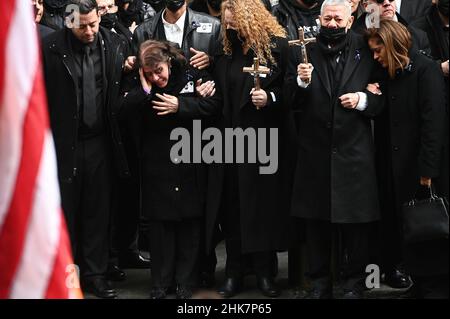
[[60, 134, 111, 279], [149, 219, 201, 288], [305, 219, 370, 292]]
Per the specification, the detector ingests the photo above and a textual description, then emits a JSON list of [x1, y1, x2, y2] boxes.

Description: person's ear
[[347, 15, 355, 29]]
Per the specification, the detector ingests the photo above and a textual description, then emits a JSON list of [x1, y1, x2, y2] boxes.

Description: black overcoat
[[201, 37, 296, 253], [286, 31, 385, 223], [119, 63, 221, 222]]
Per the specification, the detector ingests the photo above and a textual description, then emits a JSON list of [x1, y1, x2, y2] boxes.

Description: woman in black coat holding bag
[[367, 20, 448, 299], [119, 40, 221, 299]]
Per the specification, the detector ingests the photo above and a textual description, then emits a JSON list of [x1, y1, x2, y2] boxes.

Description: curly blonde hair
[[221, 0, 286, 65]]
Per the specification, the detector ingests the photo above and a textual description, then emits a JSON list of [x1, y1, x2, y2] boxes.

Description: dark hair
[[66, 0, 98, 15], [139, 40, 187, 69]]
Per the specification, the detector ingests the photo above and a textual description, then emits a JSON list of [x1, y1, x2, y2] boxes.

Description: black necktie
[[82, 45, 96, 128]]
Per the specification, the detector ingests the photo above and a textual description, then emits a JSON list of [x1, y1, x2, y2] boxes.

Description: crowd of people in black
[[34, 0, 449, 299]]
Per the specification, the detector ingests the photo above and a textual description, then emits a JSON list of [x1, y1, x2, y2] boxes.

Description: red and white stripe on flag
[[0, 0, 82, 299]]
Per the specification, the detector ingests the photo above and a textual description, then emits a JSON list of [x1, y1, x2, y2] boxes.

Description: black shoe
[[301, 288, 332, 299], [341, 289, 364, 299], [83, 277, 117, 299], [217, 277, 243, 298], [119, 252, 151, 269], [199, 271, 215, 289], [257, 277, 281, 298], [291, 287, 308, 299], [176, 285, 193, 299], [384, 269, 412, 289], [150, 287, 168, 299], [106, 264, 126, 282]]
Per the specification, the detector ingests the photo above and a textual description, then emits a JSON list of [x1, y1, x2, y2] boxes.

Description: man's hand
[[442, 60, 449, 77], [339, 93, 360, 109], [190, 48, 210, 70], [196, 79, 216, 98], [250, 88, 268, 109], [366, 82, 382, 95], [124, 56, 137, 72], [139, 68, 152, 94], [420, 177, 432, 187], [297, 63, 313, 83], [152, 93, 179, 115]]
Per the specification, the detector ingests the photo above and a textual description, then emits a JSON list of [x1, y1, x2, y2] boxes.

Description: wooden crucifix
[[288, 27, 316, 84], [242, 57, 270, 110]]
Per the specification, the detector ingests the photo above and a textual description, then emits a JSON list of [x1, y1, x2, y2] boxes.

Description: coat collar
[[340, 31, 365, 90]]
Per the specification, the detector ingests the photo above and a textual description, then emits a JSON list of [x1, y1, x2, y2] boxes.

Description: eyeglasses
[[375, 0, 395, 4]]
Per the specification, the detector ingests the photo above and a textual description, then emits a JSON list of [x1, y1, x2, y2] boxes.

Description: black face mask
[[165, 0, 185, 12], [207, 0, 222, 12], [301, 0, 319, 7], [438, 0, 449, 17], [226, 29, 243, 48], [100, 13, 118, 29], [318, 26, 348, 45]]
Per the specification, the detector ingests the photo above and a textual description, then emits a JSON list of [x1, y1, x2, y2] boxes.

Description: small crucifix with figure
[[242, 57, 270, 110], [288, 27, 316, 83]]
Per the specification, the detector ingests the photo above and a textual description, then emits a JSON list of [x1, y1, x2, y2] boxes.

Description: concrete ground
[[85, 242, 410, 299]]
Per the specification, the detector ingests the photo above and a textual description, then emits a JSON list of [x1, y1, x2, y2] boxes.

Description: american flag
[[0, 0, 81, 299]]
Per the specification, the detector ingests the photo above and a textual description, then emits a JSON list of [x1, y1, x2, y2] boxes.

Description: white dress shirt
[[162, 9, 187, 48]]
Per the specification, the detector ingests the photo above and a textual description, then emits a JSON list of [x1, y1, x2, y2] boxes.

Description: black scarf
[[317, 33, 351, 93], [316, 29, 350, 56]]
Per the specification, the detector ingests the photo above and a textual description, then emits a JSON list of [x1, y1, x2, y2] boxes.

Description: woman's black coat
[[200, 37, 297, 254], [119, 62, 221, 222]]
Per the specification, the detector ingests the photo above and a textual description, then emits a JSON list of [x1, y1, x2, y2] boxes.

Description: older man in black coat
[[42, 0, 129, 298], [286, 0, 385, 298]]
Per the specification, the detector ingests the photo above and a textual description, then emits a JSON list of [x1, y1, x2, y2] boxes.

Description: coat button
[[326, 122, 332, 129], [175, 187, 180, 192], [332, 148, 338, 154], [393, 146, 399, 151], [391, 96, 396, 100]]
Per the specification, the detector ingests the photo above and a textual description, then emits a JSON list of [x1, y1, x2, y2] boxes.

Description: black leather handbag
[[401, 187, 449, 244]]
